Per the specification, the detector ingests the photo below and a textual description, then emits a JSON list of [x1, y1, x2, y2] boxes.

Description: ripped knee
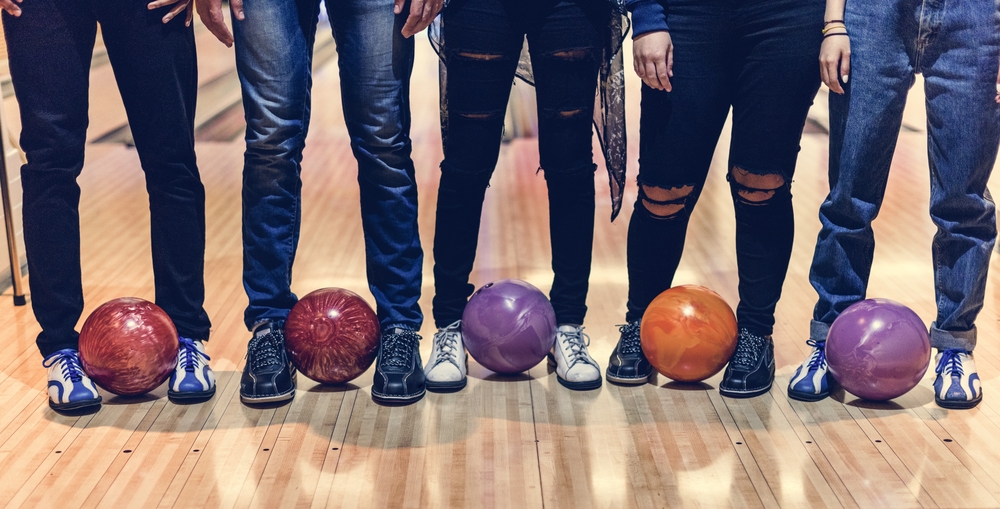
[[638, 183, 694, 219], [455, 51, 506, 61], [728, 166, 788, 205], [457, 110, 504, 120], [549, 48, 593, 61]]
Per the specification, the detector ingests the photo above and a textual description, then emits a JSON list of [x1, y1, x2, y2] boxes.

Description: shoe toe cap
[[565, 363, 601, 383], [426, 363, 463, 383]]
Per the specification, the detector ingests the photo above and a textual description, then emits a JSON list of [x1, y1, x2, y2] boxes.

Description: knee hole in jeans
[[455, 51, 506, 61], [729, 166, 786, 205], [456, 110, 504, 120], [638, 183, 694, 219], [548, 48, 593, 61]]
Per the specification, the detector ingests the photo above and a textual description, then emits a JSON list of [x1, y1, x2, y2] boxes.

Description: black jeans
[[625, 0, 822, 335], [4, 0, 211, 357], [432, 0, 604, 327]]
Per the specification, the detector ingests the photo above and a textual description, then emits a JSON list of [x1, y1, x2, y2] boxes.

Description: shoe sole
[[426, 379, 467, 392], [787, 387, 830, 402], [557, 376, 602, 391], [169, 386, 217, 402], [371, 387, 426, 406], [605, 370, 649, 386], [49, 397, 102, 412], [240, 387, 295, 404], [936, 394, 983, 410], [719, 382, 773, 399]]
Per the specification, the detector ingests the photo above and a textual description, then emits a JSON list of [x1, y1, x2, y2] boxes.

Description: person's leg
[[526, 0, 603, 389], [3, 0, 102, 410], [608, 0, 733, 384], [236, 0, 320, 330], [234, 0, 321, 404], [718, 0, 823, 399], [430, 0, 523, 330], [920, 0, 1000, 409], [791, 0, 915, 402], [328, 0, 423, 333]]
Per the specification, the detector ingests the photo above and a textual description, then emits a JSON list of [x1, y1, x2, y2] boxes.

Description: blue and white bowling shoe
[[787, 339, 832, 402], [43, 349, 102, 411], [168, 337, 216, 400], [934, 349, 982, 410]]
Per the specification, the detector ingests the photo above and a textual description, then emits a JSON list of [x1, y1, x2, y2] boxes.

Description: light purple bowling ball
[[826, 298, 931, 401], [462, 279, 557, 374]]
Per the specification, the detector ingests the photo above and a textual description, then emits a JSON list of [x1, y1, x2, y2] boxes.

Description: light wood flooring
[[2, 20, 1000, 509]]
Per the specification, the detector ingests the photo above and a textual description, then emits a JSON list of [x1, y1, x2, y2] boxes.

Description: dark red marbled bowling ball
[[285, 288, 380, 384], [79, 297, 179, 396]]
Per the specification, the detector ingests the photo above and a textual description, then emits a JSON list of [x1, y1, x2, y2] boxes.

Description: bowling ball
[[462, 279, 557, 374], [285, 288, 380, 384], [827, 298, 930, 401], [79, 297, 179, 396], [640, 285, 738, 383]]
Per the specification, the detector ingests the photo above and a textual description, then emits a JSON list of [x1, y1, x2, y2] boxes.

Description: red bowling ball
[[79, 297, 179, 396], [285, 288, 381, 384]]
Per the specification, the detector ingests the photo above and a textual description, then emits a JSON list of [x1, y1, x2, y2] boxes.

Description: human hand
[[633, 30, 673, 92]]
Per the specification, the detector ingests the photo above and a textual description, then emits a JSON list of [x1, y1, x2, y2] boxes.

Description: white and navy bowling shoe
[[168, 337, 216, 401], [934, 349, 982, 410], [787, 339, 831, 402], [43, 349, 102, 411], [424, 320, 468, 392], [549, 325, 602, 390]]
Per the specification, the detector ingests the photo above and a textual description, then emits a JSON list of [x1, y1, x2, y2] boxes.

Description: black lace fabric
[[430, 0, 630, 221]]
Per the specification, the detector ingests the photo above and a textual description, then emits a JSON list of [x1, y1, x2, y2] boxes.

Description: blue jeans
[[809, 0, 1000, 351], [235, 0, 423, 331]]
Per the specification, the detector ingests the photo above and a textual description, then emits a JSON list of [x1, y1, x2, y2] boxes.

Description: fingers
[[654, 58, 672, 92], [162, 0, 190, 24], [148, 0, 181, 9], [185, 1, 194, 27], [825, 60, 843, 94], [643, 61, 663, 90], [840, 52, 851, 85], [401, 0, 425, 37], [0, 0, 21, 17], [394, 0, 405, 15], [231, 0, 245, 21]]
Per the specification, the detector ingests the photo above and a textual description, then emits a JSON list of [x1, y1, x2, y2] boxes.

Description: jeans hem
[[810, 319, 830, 343], [38, 341, 81, 359], [930, 322, 977, 351]]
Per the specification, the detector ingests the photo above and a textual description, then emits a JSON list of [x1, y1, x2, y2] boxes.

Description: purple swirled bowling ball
[[462, 279, 557, 374], [826, 298, 931, 401]]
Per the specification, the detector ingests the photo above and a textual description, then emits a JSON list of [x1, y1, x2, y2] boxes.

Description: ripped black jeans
[[625, 0, 823, 335], [432, 0, 603, 328]]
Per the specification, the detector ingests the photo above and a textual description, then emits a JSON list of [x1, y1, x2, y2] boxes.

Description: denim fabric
[[3, 0, 211, 357], [625, 0, 823, 336], [236, 0, 423, 331], [431, 0, 603, 327], [809, 0, 1000, 351]]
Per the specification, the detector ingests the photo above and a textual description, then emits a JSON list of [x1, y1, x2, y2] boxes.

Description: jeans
[[625, 0, 823, 336], [431, 0, 604, 328], [3, 0, 211, 357], [809, 0, 1000, 351], [235, 0, 423, 332]]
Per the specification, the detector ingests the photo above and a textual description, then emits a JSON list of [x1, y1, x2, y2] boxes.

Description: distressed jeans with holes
[[808, 0, 1000, 351], [236, 0, 423, 332], [625, 0, 823, 335], [431, 0, 603, 327]]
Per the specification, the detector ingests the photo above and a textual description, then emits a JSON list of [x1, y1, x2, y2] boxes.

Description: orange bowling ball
[[640, 285, 738, 382]]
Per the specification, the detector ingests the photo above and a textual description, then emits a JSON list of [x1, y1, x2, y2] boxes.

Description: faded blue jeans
[[809, 0, 1000, 351], [235, 0, 423, 332]]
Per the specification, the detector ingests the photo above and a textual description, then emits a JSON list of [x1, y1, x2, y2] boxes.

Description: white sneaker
[[549, 325, 602, 390], [44, 349, 102, 411], [168, 337, 216, 400], [424, 321, 467, 391], [934, 349, 982, 409]]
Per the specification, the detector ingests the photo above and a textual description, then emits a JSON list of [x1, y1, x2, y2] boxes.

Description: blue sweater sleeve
[[628, 0, 668, 38]]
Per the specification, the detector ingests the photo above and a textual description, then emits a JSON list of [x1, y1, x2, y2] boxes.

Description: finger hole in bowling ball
[[661, 381, 713, 391]]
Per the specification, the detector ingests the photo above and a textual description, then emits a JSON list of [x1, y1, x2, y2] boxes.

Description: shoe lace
[[249, 329, 283, 370], [731, 328, 767, 368], [43, 349, 84, 383], [432, 323, 461, 366], [805, 339, 827, 370], [381, 329, 420, 368], [559, 327, 592, 367], [935, 348, 966, 377], [617, 322, 642, 354], [178, 337, 210, 373]]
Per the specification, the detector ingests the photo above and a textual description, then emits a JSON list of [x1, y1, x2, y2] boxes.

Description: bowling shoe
[[425, 321, 468, 391], [240, 322, 297, 404], [934, 349, 982, 409], [43, 349, 102, 411], [549, 325, 602, 390], [169, 337, 216, 401], [606, 321, 652, 385], [719, 328, 774, 398], [787, 339, 831, 402], [372, 327, 426, 405]]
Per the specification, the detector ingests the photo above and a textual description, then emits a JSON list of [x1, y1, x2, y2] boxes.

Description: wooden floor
[[5, 22, 1000, 509]]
